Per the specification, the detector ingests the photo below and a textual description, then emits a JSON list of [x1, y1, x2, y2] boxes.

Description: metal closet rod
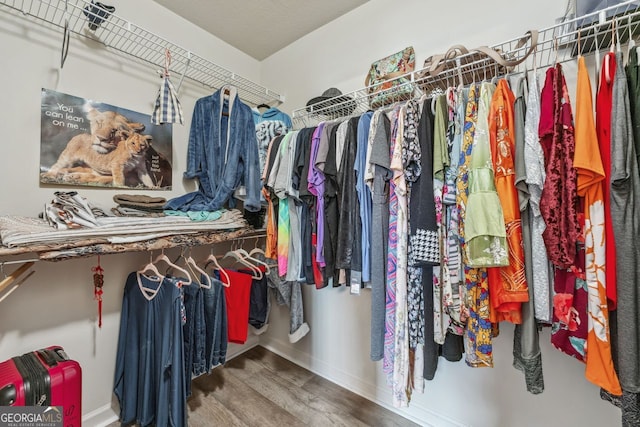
[[1, 258, 40, 266]]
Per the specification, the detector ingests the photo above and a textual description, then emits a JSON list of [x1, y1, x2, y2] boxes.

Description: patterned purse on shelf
[[365, 46, 416, 109]]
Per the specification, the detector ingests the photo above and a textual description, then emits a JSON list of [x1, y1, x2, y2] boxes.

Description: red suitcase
[[0, 346, 81, 427]]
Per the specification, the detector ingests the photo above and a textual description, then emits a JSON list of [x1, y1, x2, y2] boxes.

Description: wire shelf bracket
[[0, 0, 285, 107], [292, 0, 640, 128]]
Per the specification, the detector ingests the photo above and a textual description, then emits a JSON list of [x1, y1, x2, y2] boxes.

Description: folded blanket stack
[[112, 194, 166, 217], [1, 210, 249, 248]]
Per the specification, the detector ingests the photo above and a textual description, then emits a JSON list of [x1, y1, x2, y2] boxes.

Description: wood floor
[[110, 345, 420, 426]]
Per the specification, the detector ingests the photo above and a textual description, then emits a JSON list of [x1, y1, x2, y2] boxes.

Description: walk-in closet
[[0, 1, 638, 426]]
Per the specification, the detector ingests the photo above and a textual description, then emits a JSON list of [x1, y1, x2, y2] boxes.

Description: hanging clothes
[[488, 79, 529, 324], [256, 47, 640, 408], [610, 46, 640, 427], [596, 52, 618, 310], [538, 65, 581, 270], [253, 107, 292, 174], [151, 50, 184, 125], [308, 123, 327, 270], [286, 132, 305, 283], [268, 132, 294, 275], [114, 272, 187, 427], [202, 276, 228, 371], [356, 112, 374, 285], [539, 64, 588, 362], [551, 253, 589, 362], [336, 117, 363, 284], [263, 135, 285, 259], [247, 269, 269, 330], [256, 120, 290, 175], [401, 99, 423, 392], [622, 49, 640, 422], [574, 55, 621, 395], [431, 95, 448, 347], [443, 88, 467, 336], [182, 273, 228, 399], [524, 72, 552, 324], [294, 127, 316, 285], [411, 98, 435, 382], [465, 82, 509, 269], [390, 105, 410, 407], [181, 279, 201, 398], [221, 269, 253, 344], [457, 84, 493, 368], [369, 113, 392, 361], [322, 123, 341, 287], [265, 269, 310, 343], [511, 75, 544, 394], [253, 106, 293, 128], [610, 51, 640, 399], [625, 47, 640, 168], [384, 107, 401, 381], [165, 86, 261, 213]]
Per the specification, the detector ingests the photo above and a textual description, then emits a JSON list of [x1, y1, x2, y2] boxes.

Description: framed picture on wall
[[39, 88, 173, 190]]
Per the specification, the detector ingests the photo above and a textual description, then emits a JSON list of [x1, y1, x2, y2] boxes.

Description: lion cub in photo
[[85, 108, 145, 154], [47, 130, 155, 187]]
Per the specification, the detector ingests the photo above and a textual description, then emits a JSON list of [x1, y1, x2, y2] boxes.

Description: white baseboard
[[225, 335, 260, 360], [83, 403, 118, 427], [260, 338, 468, 427]]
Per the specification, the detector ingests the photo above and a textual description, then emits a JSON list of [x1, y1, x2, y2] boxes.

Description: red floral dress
[[539, 64, 588, 361]]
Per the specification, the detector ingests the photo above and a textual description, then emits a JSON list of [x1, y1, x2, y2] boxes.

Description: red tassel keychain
[[92, 255, 104, 328]]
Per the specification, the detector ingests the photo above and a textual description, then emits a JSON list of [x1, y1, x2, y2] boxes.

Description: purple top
[[308, 123, 326, 266]]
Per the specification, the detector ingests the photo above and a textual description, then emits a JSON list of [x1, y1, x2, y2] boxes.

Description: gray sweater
[[610, 52, 640, 395]]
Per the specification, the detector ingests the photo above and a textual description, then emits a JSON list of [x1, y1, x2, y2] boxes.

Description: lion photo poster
[[40, 88, 173, 190]]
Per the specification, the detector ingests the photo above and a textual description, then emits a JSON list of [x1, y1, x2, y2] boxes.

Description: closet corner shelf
[[0, 0, 284, 107], [0, 227, 266, 262], [291, 0, 640, 127]]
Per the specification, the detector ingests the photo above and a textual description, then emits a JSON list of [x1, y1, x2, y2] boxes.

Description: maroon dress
[[539, 64, 587, 360], [538, 64, 581, 270]]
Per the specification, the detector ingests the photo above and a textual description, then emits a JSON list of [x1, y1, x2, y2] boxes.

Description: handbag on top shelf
[[365, 46, 416, 109]]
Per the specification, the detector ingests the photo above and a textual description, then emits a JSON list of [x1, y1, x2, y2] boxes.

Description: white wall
[[260, 1, 621, 426], [0, 1, 262, 424]]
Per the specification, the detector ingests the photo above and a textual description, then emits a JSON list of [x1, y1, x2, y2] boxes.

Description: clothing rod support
[[0, 258, 41, 266]]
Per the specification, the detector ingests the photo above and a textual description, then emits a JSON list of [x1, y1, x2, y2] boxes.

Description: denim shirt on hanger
[[165, 86, 261, 212]]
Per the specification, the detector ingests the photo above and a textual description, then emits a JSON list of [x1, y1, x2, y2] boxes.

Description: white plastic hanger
[[627, 37, 637, 64], [139, 254, 163, 279], [203, 252, 230, 287], [138, 253, 165, 295], [154, 250, 192, 286], [236, 248, 269, 276], [223, 249, 262, 279], [248, 247, 272, 274], [236, 238, 269, 278], [186, 256, 212, 289], [626, 14, 637, 65], [615, 18, 622, 54], [604, 20, 618, 84], [171, 248, 202, 287]]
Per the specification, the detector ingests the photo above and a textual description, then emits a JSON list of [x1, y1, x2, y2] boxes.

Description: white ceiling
[[151, 0, 369, 61]]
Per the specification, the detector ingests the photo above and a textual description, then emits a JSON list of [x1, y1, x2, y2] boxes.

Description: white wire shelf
[[0, 0, 285, 107], [292, 0, 640, 128]]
